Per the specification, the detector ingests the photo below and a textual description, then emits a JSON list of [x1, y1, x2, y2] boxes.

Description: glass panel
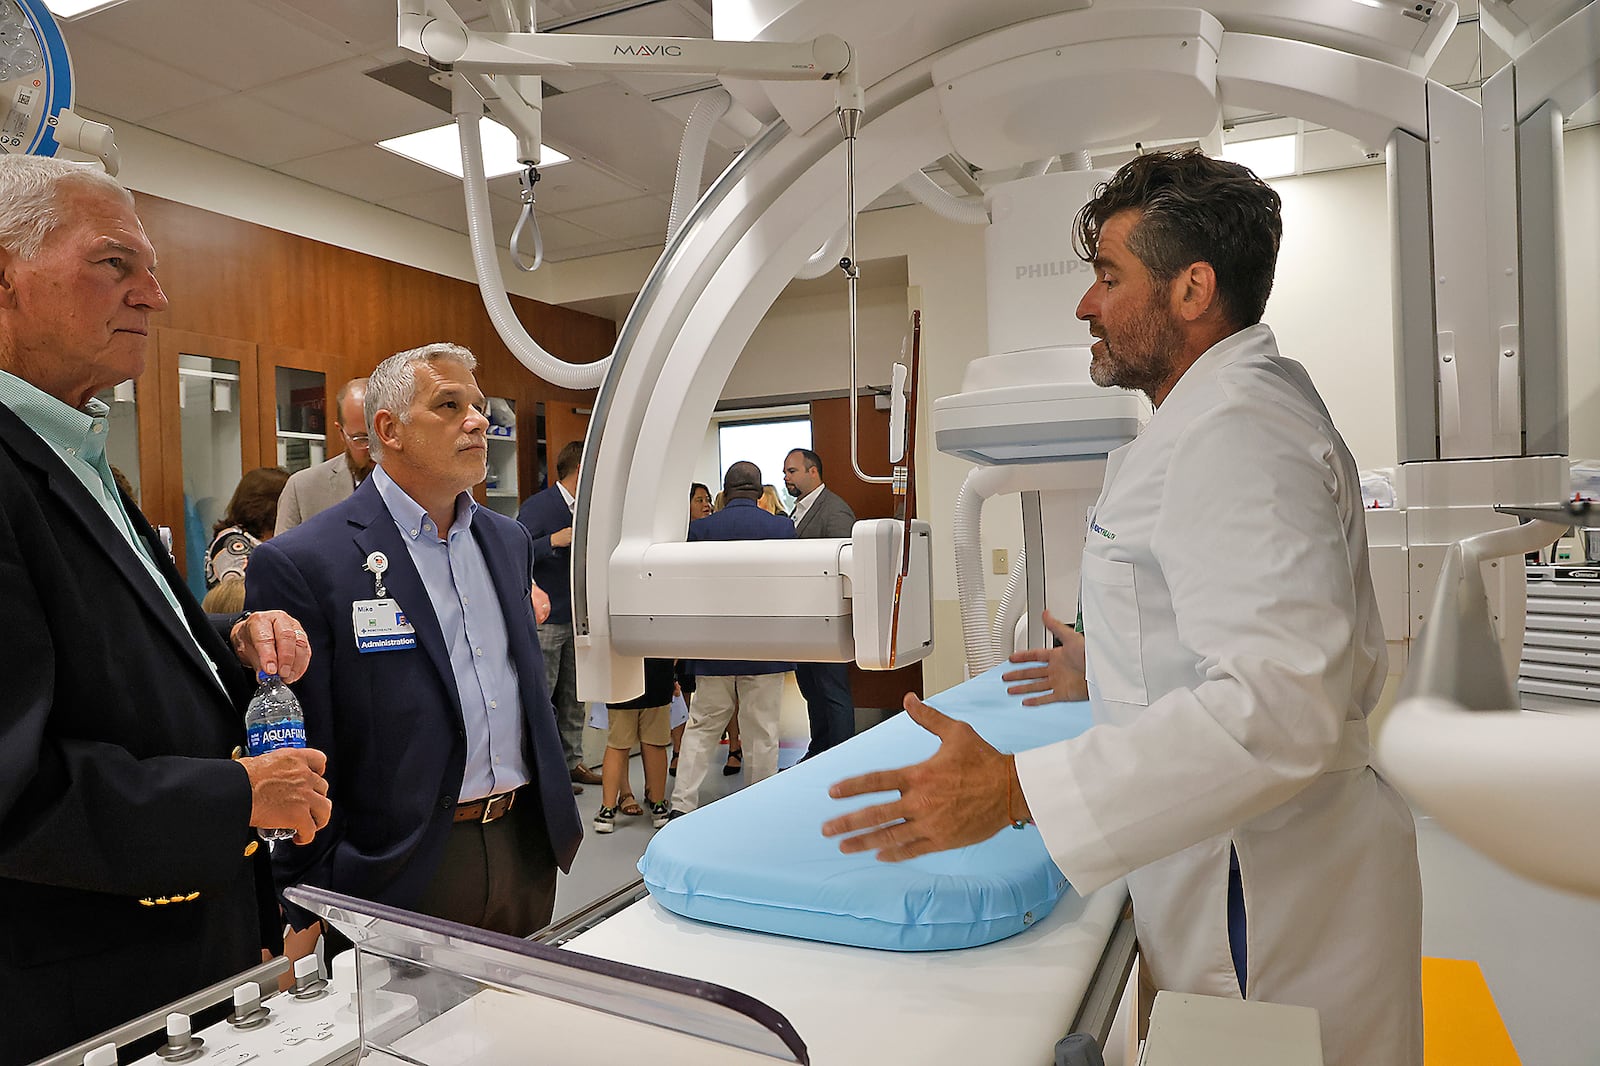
[[717, 417, 812, 512], [93, 379, 140, 506], [275, 366, 327, 474], [534, 401, 548, 493], [484, 396, 518, 517], [178, 353, 243, 600], [287, 886, 808, 1064]]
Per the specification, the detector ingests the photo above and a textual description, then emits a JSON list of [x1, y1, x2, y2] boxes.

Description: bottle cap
[[256, 671, 279, 683]]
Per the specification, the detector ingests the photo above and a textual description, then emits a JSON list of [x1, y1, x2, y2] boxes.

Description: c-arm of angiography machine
[[408, 0, 1600, 898]]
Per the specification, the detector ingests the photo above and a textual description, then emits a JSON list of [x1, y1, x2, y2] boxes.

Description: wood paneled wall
[[132, 191, 612, 493]]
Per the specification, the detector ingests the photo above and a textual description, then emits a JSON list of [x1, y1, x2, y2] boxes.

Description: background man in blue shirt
[[517, 438, 599, 791], [247, 342, 581, 957], [670, 461, 798, 815]]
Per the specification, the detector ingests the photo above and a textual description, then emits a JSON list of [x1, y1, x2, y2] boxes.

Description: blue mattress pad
[[638, 664, 1095, 951]]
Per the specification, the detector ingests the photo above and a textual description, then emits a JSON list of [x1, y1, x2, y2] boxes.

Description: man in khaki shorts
[[595, 657, 677, 831]]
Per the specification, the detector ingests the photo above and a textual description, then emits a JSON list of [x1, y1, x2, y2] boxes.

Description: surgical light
[[1220, 133, 1298, 179], [378, 118, 569, 180], [41, 0, 129, 18]]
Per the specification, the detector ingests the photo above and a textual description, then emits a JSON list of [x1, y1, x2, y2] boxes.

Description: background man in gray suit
[[783, 447, 858, 758], [276, 377, 372, 534]]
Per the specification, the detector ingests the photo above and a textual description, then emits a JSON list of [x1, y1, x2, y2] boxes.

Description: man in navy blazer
[[0, 157, 328, 1063], [247, 343, 581, 953], [516, 439, 599, 791], [669, 462, 797, 815]]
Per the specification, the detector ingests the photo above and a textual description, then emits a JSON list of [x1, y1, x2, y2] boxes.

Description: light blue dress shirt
[[372, 464, 530, 802], [0, 369, 224, 690]]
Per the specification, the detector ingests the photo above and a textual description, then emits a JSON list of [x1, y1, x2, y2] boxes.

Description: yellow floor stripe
[[1423, 957, 1520, 1066]]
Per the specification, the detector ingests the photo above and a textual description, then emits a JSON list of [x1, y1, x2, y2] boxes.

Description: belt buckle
[[481, 790, 514, 824]]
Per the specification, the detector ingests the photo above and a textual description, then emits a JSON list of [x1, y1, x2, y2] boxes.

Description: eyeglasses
[[341, 427, 370, 445]]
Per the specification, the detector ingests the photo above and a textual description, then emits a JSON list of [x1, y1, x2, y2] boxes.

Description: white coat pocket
[[1080, 551, 1148, 706]]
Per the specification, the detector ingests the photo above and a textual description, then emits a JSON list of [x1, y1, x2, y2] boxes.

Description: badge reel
[[353, 550, 416, 653]]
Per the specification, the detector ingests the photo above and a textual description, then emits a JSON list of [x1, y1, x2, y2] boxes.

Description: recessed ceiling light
[[43, 0, 132, 18], [378, 118, 570, 180], [1220, 133, 1298, 180]]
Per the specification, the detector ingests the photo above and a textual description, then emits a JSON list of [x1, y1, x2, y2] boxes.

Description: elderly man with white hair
[[0, 156, 329, 1063]]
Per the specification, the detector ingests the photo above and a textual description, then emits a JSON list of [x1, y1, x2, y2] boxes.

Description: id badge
[[353, 598, 417, 653]]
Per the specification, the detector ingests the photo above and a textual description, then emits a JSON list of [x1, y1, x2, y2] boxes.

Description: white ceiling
[[60, 0, 731, 263], [56, 0, 1592, 266]]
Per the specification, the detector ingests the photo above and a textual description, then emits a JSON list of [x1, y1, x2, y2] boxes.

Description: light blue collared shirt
[[0, 369, 224, 689], [372, 464, 529, 802]]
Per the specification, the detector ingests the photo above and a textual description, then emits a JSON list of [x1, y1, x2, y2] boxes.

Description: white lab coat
[[1015, 324, 1422, 1066]]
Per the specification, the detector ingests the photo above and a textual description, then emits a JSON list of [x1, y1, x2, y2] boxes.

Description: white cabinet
[[484, 396, 520, 517]]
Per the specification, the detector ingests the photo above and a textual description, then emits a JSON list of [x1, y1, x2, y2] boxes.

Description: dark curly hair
[[215, 466, 290, 539], [1074, 149, 1283, 329]]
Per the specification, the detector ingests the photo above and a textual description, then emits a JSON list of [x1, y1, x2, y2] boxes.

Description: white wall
[[726, 284, 909, 403], [1564, 124, 1600, 463]]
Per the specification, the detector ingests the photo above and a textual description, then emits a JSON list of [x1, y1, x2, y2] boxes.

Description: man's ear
[[1173, 262, 1219, 323], [0, 248, 21, 311], [371, 409, 401, 454]]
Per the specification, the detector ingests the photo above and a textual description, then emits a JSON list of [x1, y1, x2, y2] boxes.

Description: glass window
[[717, 417, 811, 512]]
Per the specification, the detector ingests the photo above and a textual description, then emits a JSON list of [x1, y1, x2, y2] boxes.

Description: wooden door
[[808, 394, 924, 707], [543, 399, 592, 494], [258, 345, 343, 477]]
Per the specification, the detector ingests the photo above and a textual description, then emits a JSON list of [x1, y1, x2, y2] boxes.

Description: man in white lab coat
[[824, 150, 1422, 1066]]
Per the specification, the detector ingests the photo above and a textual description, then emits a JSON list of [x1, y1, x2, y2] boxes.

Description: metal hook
[[511, 163, 545, 272]]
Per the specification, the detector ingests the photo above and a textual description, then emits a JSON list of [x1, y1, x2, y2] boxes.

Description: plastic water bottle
[[244, 672, 306, 842]]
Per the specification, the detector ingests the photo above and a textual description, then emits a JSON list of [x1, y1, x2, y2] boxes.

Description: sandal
[[723, 747, 743, 777], [669, 751, 679, 776], [618, 792, 645, 817]]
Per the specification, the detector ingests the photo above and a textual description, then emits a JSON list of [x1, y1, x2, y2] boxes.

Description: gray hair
[[0, 156, 132, 260], [365, 342, 478, 461]]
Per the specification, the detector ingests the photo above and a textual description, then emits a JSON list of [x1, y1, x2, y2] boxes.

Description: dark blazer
[[516, 484, 574, 625], [246, 477, 581, 929], [688, 498, 798, 676], [0, 405, 271, 1064], [794, 484, 857, 539]]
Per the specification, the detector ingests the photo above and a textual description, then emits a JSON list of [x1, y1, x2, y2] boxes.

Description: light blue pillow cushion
[[638, 664, 1095, 951]]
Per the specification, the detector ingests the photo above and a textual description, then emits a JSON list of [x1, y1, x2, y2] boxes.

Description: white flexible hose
[[1017, 157, 1054, 179], [953, 470, 993, 677], [1060, 149, 1094, 172], [991, 547, 1027, 660], [953, 463, 1109, 676], [899, 169, 989, 225], [794, 226, 848, 280], [667, 88, 733, 244], [456, 106, 610, 390]]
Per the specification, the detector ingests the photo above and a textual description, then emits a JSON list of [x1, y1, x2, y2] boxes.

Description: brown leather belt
[[454, 788, 519, 824]]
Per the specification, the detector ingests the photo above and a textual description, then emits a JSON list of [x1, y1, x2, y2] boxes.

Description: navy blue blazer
[[0, 404, 273, 1062], [516, 484, 574, 626], [246, 478, 582, 929], [688, 497, 797, 676]]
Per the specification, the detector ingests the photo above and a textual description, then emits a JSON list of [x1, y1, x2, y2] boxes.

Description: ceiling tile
[[60, 28, 232, 123], [540, 82, 698, 194], [378, 187, 614, 247], [274, 144, 460, 203], [253, 59, 453, 143], [498, 160, 649, 212], [74, 0, 357, 92], [557, 195, 671, 241], [145, 96, 355, 168], [257, 0, 398, 52]]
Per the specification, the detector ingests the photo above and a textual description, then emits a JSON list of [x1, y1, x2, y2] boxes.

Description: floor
[[551, 730, 1600, 1065]]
